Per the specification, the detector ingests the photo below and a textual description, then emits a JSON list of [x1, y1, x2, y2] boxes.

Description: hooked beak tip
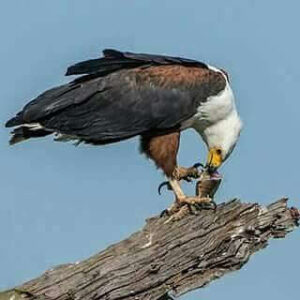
[[206, 164, 218, 175]]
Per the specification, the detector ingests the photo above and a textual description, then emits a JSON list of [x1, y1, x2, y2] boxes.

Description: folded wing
[[6, 50, 226, 145]]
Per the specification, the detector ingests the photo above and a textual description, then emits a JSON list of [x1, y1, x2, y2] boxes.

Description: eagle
[[6, 49, 242, 213]]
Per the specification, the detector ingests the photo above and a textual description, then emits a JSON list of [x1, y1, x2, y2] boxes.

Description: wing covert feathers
[[66, 49, 208, 77], [6, 49, 226, 146]]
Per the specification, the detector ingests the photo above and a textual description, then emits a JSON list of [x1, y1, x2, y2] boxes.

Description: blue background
[[0, 1, 299, 299]]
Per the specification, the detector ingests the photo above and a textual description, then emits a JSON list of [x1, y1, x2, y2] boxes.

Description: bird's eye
[[216, 149, 222, 155]]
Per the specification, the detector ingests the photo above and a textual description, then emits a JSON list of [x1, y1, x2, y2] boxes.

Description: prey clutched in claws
[[159, 164, 222, 222]]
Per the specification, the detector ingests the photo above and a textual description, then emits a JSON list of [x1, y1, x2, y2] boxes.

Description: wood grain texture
[[0, 198, 298, 300]]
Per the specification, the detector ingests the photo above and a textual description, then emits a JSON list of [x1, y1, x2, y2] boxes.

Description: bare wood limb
[[0, 198, 299, 300]]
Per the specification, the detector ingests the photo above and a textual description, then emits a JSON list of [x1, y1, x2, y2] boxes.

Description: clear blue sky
[[0, 1, 299, 298]]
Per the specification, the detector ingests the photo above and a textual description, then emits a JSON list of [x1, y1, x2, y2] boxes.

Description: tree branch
[[1, 198, 299, 300]]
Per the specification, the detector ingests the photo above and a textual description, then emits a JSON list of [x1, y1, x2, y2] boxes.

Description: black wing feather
[[65, 49, 207, 77], [6, 82, 103, 126], [6, 49, 225, 146], [39, 77, 197, 144]]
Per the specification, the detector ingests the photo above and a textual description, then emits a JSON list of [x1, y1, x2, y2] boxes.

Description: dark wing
[[65, 49, 208, 78], [6, 50, 226, 145]]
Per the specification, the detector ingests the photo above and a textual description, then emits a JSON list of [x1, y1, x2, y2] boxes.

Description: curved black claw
[[158, 293, 174, 300], [160, 209, 170, 217], [186, 203, 198, 215], [183, 177, 192, 183], [158, 181, 171, 195], [193, 162, 205, 169], [195, 200, 217, 211], [211, 200, 217, 211], [184, 163, 205, 181]]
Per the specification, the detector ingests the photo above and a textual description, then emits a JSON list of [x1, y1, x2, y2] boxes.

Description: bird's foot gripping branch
[[161, 168, 222, 222]]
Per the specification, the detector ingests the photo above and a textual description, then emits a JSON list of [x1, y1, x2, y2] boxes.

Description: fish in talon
[[195, 169, 222, 208]]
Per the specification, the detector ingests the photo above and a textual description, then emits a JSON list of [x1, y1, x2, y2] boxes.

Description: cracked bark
[[0, 198, 299, 300]]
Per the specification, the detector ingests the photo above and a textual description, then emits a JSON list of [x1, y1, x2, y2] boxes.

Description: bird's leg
[[158, 164, 203, 195], [169, 179, 213, 208], [160, 179, 184, 216], [161, 179, 215, 222]]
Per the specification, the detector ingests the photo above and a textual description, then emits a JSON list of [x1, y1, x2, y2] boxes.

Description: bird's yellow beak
[[206, 147, 223, 170]]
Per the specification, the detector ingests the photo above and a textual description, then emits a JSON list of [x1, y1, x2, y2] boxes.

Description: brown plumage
[[133, 65, 225, 94], [140, 132, 180, 177]]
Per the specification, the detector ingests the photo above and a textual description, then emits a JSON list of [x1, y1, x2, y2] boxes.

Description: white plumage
[[182, 66, 242, 162]]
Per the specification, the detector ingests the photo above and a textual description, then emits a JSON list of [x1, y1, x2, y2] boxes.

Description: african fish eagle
[[6, 49, 242, 212]]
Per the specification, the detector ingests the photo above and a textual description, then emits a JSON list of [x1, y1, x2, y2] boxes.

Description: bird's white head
[[203, 110, 243, 171]]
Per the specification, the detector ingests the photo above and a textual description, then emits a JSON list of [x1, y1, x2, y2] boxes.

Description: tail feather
[[5, 112, 23, 128], [9, 125, 52, 145]]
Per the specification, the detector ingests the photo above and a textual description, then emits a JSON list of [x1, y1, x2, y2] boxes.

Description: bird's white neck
[[202, 109, 242, 146]]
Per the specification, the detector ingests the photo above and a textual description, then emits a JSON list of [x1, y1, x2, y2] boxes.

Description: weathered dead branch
[[0, 198, 298, 300]]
